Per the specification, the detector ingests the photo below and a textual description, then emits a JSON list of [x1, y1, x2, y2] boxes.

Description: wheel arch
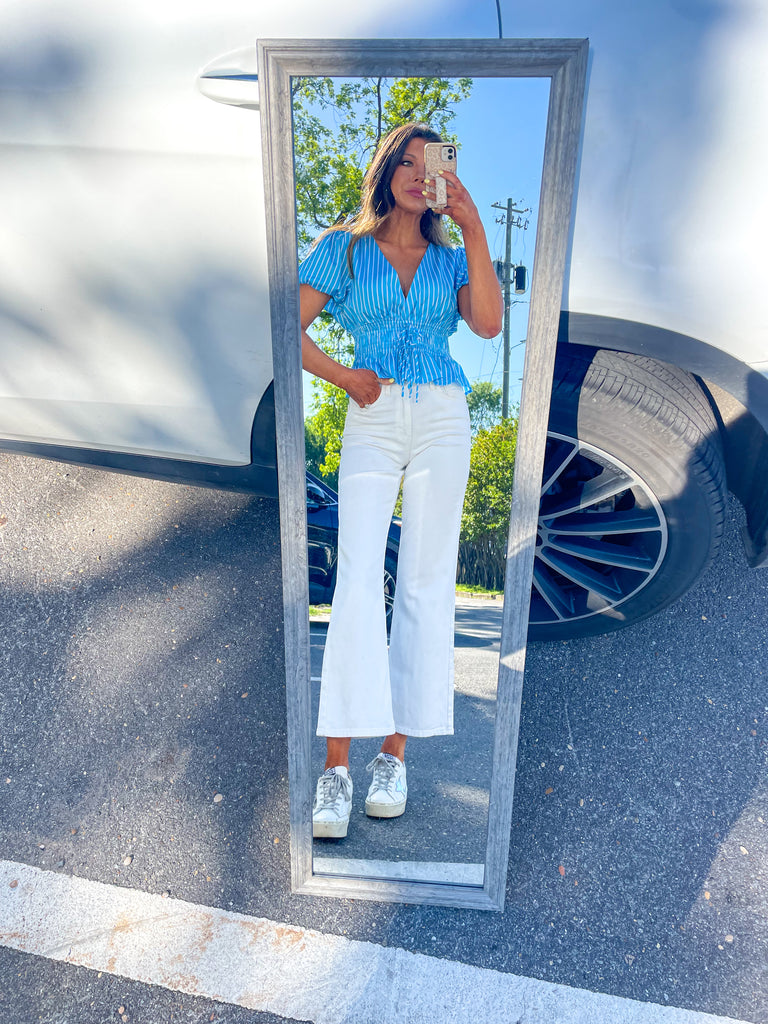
[[559, 313, 768, 567]]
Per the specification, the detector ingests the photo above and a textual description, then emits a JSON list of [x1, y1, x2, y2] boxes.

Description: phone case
[[424, 143, 457, 210]]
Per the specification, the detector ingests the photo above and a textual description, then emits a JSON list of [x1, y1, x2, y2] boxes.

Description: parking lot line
[[0, 859, 749, 1024]]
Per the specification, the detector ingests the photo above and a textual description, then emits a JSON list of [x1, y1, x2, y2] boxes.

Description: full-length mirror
[[259, 39, 588, 909]]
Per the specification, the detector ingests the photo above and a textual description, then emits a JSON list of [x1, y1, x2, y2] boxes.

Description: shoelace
[[365, 754, 400, 794], [315, 770, 348, 810]]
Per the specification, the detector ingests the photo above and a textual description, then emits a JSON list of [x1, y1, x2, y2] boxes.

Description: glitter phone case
[[424, 143, 457, 210]]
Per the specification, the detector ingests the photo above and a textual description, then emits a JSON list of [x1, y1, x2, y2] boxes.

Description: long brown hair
[[324, 122, 451, 275]]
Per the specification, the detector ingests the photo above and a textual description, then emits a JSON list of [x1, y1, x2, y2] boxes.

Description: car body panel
[[1, 0, 767, 494]]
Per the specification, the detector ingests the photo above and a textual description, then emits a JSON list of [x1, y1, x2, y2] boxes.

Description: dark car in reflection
[[306, 471, 400, 625]]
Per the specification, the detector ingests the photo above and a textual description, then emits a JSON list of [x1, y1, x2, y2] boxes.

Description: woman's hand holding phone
[[424, 170, 483, 234]]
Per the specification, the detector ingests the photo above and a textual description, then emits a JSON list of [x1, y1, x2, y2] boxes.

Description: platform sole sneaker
[[312, 766, 353, 838], [365, 752, 407, 818]]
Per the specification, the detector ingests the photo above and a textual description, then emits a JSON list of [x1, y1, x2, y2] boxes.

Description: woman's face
[[388, 137, 429, 214]]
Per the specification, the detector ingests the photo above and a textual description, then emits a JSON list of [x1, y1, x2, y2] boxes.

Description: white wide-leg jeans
[[317, 383, 471, 738]]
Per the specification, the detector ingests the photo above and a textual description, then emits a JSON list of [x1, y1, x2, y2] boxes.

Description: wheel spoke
[[540, 439, 578, 496], [542, 466, 633, 518], [542, 507, 662, 535], [545, 536, 657, 570], [538, 548, 626, 600], [531, 564, 573, 620]]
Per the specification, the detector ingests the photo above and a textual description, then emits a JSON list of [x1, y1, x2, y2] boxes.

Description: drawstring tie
[[393, 327, 425, 401], [352, 325, 463, 399]]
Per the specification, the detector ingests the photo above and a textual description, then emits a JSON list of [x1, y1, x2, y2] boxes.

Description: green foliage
[[304, 416, 327, 483], [466, 380, 502, 436], [303, 380, 349, 489], [456, 583, 503, 596], [461, 415, 518, 542], [303, 317, 354, 488], [458, 415, 519, 590]]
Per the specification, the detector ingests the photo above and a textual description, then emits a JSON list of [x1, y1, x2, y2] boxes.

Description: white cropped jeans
[[317, 383, 471, 738]]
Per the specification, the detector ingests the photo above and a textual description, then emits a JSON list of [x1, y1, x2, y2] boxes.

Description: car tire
[[529, 346, 727, 641]]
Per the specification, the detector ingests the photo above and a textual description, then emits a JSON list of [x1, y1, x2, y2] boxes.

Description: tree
[[295, 76, 474, 482], [458, 415, 519, 590], [293, 76, 472, 252], [304, 379, 347, 489], [466, 380, 502, 436], [304, 415, 329, 483]]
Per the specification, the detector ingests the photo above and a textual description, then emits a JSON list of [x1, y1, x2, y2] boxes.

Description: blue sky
[[300, 66, 551, 416], [444, 75, 549, 409]]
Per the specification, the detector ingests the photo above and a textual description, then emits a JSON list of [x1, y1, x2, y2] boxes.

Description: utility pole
[[492, 199, 530, 419]]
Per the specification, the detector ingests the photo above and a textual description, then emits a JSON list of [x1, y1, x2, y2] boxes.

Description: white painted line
[[313, 856, 485, 885], [0, 860, 750, 1024]]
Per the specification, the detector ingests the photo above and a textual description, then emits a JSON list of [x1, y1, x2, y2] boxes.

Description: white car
[[2, 1, 766, 640]]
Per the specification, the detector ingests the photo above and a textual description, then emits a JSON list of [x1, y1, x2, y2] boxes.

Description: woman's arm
[[300, 283, 391, 408], [427, 171, 503, 340], [456, 222, 504, 339]]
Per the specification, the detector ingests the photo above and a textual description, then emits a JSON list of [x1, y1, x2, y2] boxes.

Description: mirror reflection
[[297, 75, 549, 884]]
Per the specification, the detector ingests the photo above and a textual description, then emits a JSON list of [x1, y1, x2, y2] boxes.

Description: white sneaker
[[365, 753, 407, 818], [312, 766, 353, 838]]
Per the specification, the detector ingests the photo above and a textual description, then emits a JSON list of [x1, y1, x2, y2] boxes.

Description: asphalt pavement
[[1, 452, 768, 1022]]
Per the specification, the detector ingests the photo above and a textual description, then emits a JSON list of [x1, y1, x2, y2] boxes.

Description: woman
[[300, 122, 502, 838]]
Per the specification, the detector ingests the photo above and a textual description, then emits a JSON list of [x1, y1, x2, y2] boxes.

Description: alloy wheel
[[531, 432, 668, 628]]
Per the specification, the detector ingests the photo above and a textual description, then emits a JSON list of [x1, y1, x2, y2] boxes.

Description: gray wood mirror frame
[[259, 37, 588, 911]]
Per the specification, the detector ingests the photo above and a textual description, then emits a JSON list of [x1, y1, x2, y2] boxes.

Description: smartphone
[[424, 142, 457, 210]]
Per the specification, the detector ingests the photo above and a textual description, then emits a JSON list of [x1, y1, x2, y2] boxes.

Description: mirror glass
[[298, 75, 550, 885]]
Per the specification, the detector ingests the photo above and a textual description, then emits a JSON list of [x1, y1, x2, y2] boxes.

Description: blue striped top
[[299, 230, 471, 394]]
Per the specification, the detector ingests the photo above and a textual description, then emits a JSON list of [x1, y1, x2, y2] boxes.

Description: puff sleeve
[[298, 231, 352, 313], [452, 246, 469, 292]]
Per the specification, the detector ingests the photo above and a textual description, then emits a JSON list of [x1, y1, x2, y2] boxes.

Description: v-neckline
[[373, 237, 430, 301]]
